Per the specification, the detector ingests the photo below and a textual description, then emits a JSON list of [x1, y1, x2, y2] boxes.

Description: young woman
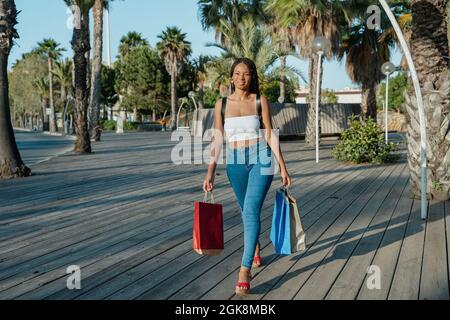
[[202, 58, 291, 295]]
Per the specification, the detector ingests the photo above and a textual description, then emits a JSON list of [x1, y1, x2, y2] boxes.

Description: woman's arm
[[203, 99, 225, 192], [260, 96, 291, 186]]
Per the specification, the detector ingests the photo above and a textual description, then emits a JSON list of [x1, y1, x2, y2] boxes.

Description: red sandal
[[253, 255, 262, 268], [235, 271, 253, 295]]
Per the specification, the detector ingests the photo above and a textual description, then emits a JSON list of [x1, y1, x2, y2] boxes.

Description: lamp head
[[381, 62, 396, 75], [312, 36, 332, 56], [188, 91, 195, 99]]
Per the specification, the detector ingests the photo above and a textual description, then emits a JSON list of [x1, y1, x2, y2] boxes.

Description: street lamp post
[[64, 96, 74, 136], [312, 36, 331, 163], [381, 62, 396, 144], [105, 7, 111, 67], [189, 91, 199, 136], [177, 98, 188, 130], [378, 0, 428, 219]]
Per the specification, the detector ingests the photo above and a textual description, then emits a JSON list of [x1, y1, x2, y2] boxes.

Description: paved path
[[0, 131, 448, 300], [14, 130, 74, 166]]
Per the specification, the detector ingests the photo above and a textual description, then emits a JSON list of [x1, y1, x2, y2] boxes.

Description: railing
[[191, 103, 361, 140]]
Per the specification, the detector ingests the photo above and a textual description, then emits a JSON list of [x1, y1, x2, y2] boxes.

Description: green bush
[[100, 120, 137, 131], [124, 121, 137, 130], [332, 115, 400, 164], [100, 120, 116, 131]]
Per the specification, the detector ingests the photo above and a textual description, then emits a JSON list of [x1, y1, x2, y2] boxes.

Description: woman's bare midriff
[[228, 137, 260, 149]]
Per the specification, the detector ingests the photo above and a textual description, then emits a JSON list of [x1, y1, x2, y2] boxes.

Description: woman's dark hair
[[230, 58, 260, 95]]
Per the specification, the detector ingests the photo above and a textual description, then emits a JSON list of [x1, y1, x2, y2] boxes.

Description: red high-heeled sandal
[[235, 271, 253, 295], [253, 255, 262, 268]]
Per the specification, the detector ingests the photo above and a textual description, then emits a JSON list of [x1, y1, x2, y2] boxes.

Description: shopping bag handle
[[281, 185, 291, 195], [203, 191, 216, 204]]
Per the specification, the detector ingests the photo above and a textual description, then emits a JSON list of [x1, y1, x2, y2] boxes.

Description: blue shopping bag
[[270, 188, 306, 255]]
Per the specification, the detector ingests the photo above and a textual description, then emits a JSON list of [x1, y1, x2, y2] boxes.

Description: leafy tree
[[376, 72, 410, 113], [261, 78, 298, 103], [115, 45, 170, 121], [9, 51, 48, 124]]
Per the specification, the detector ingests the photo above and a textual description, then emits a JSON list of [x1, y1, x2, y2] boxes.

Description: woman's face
[[232, 63, 252, 92]]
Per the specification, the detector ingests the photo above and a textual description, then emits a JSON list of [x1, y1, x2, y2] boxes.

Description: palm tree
[[379, 0, 411, 71], [157, 27, 192, 130], [264, 9, 297, 103], [207, 17, 305, 94], [205, 54, 233, 96], [32, 77, 50, 131], [338, 16, 391, 121], [406, 0, 450, 200], [53, 58, 73, 130], [64, 0, 94, 154], [89, 0, 109, 141], [198, 0, 267, 46], [265, 0, 341, 147], [118, 31, 149, 61], [0, 0, 31, 179], [193, 55, 212, 109], [36, 38, 66, 133]]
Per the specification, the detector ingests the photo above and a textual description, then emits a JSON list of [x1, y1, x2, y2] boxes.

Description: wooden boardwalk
[[0, 131, 448, 300]]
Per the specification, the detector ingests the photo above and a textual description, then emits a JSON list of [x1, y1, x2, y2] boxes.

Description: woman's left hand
[[280, 168, 291, 188]]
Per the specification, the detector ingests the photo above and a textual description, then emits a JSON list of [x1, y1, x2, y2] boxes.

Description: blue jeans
[[226, 140, 275, 269]]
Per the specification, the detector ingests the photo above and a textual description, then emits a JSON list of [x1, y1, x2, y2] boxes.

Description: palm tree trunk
[[198, 83, 205, 109], [60, 85, 67, 132], [280, 56, 286, 103], [170, 72, 177, 130], [71, 6, 91, 154], [406, 0, 450, 200], [89, 0, 103, 141], [360, 81, 378, 122], [0, 7, 31, 179], [42, 97, 48, 131], [48, 57, 57, 133], [305, 54, 323, 147]]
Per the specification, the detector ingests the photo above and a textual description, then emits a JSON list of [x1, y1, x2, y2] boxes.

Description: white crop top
[[224, 115, 263, 142]]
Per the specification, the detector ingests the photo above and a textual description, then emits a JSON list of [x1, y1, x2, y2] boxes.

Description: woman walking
[[203, 58, 291, 295]]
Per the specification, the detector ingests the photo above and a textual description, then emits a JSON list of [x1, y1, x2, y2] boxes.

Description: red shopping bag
[[192, 191, 224, 256]]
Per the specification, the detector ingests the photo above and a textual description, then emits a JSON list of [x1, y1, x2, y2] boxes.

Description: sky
[[11, 0, 402, 90]]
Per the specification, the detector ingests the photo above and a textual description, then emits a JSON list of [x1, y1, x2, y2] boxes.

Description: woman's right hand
[[203, 172, 215, 192]]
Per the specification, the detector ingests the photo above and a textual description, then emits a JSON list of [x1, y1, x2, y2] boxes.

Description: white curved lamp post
[[381, 61, 396, 144], [312, 36, 331, 163], [379, 0, 428, 219], [176, 98, 188, 130]]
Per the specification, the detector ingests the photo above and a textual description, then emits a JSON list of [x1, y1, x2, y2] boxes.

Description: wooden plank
[[256, 163, 399, 301], [446, 200, 450, 295], [1, 140, 336, 298], [205, 164, 390, 300], [17, 153, 335, 299], [387, 199, 425, 299], [325, 167, 410, 299], [170, 164, 385, 300], [63, 157, 344, 300], [419, 200, 449, 300], [0, 140, 328, 258], [356, 176, 414, 300], [292, 164, 405, 300]]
